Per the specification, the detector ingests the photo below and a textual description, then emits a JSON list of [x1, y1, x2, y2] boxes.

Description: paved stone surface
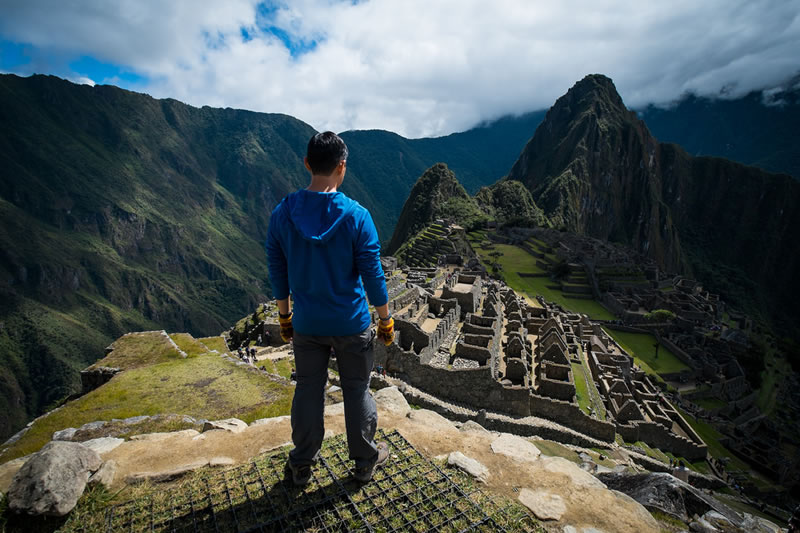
[[81, 437, 125, 455], [129, 429, 200, 442], [406, 409, 459, 435], [7, 441, 102, 516], [250, 415, 290, 426], [447, 451, 489, 483], [202, 418, 248, 433], [125, 461, 208, 484], [324, 402, 345, 416], [374, 386, 411, 416], [518, 488, 566, 521], [490, 433, 542, 463], [539, 456, 606, 489]]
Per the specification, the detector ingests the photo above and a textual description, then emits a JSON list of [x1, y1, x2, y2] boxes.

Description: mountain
[[0, 74, 542, 441], [508, 74, 800, 330], [639, 78, 800, 180], [340, 110, 546, 234]]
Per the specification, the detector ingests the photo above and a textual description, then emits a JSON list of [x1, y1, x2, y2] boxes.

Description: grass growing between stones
[[197, 335, 228, 353], [531, 440, 581, 463], [571, 362, 592, 415], [35, 430, 545, 533], [0, 334, 293, 463], [603, 329, 689, 376]]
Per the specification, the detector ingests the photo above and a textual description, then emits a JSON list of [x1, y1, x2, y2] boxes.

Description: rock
[[202, 418, 247, 433], [129, 429, 200, 442], [563, 527, 609, 533], [447, 452, 489, 483], [518, 488, 566, 520], [78, 421, 107, 433], [689, 517, 718, 532], [125, 461, 208, 484], [7, 441, 102, 516], [250, 415, 290, 426], [373, 386, 411, 416], [88, 460, 117, 488], [122, 415, 150, 425], [209, 457, 235, 467], [490, 433, 541, 463], [597, 472, 740, 525], [324, 402, 345, 416], [539, 456, 606, 489], [741, 513, 782, 533], [81, 437, 124, 455], [406, 410, 458, 434], [52, 428, 77, 441], [327, 385, 341, 393], [460, 420, 490, 435], [609, 490, 660, 531]]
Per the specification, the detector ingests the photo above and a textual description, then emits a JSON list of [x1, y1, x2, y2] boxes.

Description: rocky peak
[[387, 163, 471, 253]]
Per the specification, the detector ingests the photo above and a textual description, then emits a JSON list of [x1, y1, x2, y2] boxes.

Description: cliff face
[[508, 74, 800, 326]]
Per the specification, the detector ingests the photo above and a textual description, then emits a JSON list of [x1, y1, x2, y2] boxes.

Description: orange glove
[[279, 313, 293, 342], [377, 317, 394, 346]]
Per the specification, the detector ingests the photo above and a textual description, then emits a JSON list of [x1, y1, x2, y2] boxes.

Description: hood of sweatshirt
[[284, 190, 357, 243]]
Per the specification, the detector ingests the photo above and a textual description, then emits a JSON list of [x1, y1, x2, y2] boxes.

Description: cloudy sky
[[1, 0, 798, 138]]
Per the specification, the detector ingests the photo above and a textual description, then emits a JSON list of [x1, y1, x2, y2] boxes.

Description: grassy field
[[466, 231, 615, 320], [674, 407, 749, 472], [603, 329, 690, 375], [0, 332, 294, 462], [571, 362, 591, 415]]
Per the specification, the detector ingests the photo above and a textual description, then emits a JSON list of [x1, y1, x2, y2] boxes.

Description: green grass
[[757, 348, 790, 417], [532, 440, 581, 463], [466, 233, 614, 320], [674, 407, 749, 472], [571, 362, 591, 415], [603, 329, 690, 375], [0, 336, 294, 462], [198, 336, 228, 353], [693, 397, 727, 411], [169, 333, 211, 357]]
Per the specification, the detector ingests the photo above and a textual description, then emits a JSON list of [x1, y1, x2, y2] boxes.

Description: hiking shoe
[[353, 441, 389, 482], [285, 461, 312, 486]]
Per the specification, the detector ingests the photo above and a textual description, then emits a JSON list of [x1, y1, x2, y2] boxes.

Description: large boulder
[[373, 386, 411, 416], [597, 472, 740, 524], [490, 433, 541, 464], [7, 441, 102, 516]]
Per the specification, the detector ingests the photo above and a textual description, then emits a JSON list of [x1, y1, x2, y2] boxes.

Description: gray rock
[[88, 460, 117, 489], [597, 472, 741, 525], [490, 433, 541, 463], [540, 456, 605, 489], [122, 415, 150, 426], [324, 402, 345, 416], [7, 441, 102, 516], [52, 428, 77, 441], [81, 437, 124, 455], [373, 386, 410, 416], [460, 420, 490, 435], [129, 429, 200, 442], [250, 415, 290, 426], [447, 452, 489, 483], [125, 461, 208, 484], [202, 418, 248, 433], [78, 421, 107, 432], [517, 488, 566, 520]]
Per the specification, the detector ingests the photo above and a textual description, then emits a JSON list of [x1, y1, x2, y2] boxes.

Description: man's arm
[[353, 210, 388, 308]]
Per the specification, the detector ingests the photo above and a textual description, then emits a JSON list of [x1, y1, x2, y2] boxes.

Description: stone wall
[[617, 421, 707, 460], [380, 344, 531, 416], [529, 394, 616, 442]]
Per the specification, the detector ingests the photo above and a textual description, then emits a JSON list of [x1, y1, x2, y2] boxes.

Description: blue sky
[[1, 0, 798, 138]]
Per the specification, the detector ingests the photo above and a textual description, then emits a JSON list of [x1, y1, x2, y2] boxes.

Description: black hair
[[306, 131, 348, 176]]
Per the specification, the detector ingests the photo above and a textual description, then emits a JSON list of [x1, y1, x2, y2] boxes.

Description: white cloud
[[1, 0, 798, 137]]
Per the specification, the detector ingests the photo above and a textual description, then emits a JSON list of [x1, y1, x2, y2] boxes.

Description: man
[[266, 131, 394, 485]]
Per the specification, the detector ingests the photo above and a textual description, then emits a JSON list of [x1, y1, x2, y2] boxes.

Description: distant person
[[264, 330, 272, 346], [266, 131, 395, 485]]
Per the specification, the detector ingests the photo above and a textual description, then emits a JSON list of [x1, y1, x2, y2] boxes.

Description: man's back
[[266, 189, 386, 336]]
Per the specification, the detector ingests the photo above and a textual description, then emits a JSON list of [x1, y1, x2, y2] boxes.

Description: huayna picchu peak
[[508, 73, 800, 331]]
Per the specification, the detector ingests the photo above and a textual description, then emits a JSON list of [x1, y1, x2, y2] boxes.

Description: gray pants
[[289, 328, 378, 469]]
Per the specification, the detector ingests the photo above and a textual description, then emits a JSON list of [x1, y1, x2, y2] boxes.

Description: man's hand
[[377, 316, 394, 346], [279, 313, 294, 342]]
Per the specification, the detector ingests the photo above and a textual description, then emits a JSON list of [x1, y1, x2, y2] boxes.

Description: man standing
[[266, 131, 395, 485]]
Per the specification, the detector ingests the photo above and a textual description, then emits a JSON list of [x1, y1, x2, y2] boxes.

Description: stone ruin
[[372, 265, 708, 460]]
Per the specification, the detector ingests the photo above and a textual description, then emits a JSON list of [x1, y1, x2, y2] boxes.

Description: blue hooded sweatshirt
[[265, 189, 388, 336]]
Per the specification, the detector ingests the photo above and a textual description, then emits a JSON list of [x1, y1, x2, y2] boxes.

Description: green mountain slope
[[0, 74, 543, 441], [507, 74, 800, 332], [639, 79, 800, 180]]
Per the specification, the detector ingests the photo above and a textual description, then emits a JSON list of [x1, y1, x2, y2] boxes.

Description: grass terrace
[[603, 329, 690, 376], [0, 332, 294, 462]]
